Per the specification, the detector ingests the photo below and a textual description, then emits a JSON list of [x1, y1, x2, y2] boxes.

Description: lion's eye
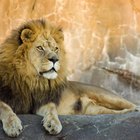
[[36, 46, 44, 51], [55, 47, 59, 52]]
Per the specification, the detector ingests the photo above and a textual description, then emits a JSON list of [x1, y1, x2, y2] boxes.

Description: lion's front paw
[[43, 114, 62, 135], [2, 114, 23, 137]]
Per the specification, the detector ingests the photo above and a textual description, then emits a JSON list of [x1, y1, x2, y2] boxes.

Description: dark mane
[[0, 19, 67, 114]]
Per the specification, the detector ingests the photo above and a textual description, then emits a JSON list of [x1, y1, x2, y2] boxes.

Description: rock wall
[[1, 0, 140, 103]]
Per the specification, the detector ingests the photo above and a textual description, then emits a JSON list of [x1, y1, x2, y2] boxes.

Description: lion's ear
[[57, 28, 64, 41], [21, 29, 36, 43]]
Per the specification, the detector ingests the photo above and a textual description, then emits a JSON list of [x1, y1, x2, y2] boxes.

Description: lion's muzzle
[[39, 61, 60, 79]]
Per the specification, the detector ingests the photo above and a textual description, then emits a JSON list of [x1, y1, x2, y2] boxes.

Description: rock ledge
[[0, 112, 140, 140]]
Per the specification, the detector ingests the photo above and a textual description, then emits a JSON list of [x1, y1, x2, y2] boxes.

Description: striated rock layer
[[1, 0, 140, 103]]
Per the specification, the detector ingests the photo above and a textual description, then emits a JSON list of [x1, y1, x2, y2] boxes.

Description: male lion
[[0, 19, 137, 137]]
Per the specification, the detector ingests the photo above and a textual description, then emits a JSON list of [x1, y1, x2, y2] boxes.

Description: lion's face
[[19, 22, 65, 80], [29, 34, 61, 79]]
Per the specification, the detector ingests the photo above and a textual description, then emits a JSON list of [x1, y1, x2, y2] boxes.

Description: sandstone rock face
[[1, 0, 140, 103], [0, 2, 140, 139], [0, 113, 140, 140]]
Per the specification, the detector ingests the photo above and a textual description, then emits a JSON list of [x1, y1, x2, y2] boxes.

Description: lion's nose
[[48, 56, 59, 64]]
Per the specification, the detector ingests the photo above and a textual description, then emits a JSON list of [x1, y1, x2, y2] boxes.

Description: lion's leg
[[36, 102, 62, 135], [0, 101, 22, 137], [87, 91, 136, 111], [70, 82, 136, 111], [80, 96, 136, 115], [84, 103, 134, 115]]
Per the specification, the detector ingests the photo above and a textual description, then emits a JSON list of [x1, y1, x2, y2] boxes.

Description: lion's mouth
[[39, 68, 57, 75], [39, 67, 58, 79]]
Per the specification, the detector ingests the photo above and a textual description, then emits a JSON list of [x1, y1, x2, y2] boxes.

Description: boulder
[[0, 112, 140, 140]]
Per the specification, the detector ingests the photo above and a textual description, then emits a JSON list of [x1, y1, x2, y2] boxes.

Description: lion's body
[[0, 19, 137, 137]]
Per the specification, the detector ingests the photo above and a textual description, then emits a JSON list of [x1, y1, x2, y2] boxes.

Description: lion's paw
[[43, 114, 62, 135], [2, 114, 23, 137]]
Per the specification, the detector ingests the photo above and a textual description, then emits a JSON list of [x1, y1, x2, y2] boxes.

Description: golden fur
[[0, 19, 138, 137], [0, 19, 67, 113]]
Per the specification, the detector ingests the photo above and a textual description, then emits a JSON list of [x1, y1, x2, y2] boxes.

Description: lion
[[0, 19, 138, 137]]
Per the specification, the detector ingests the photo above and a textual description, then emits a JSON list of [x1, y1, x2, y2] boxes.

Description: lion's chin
[[42, 71, 58, 79]]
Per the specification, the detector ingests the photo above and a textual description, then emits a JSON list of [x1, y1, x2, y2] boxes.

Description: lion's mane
[[0, 19, 67, 114]]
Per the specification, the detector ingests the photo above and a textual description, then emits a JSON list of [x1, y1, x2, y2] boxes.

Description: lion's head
[[28, 34, 60, 79], [0, 19, 68, 113], [0, 19, 67, 82]]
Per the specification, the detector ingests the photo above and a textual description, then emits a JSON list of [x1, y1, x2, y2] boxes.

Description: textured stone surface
[[0, 2, 140, 139], [0, 112, 140, 140], [1, 0, 140, 103]]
